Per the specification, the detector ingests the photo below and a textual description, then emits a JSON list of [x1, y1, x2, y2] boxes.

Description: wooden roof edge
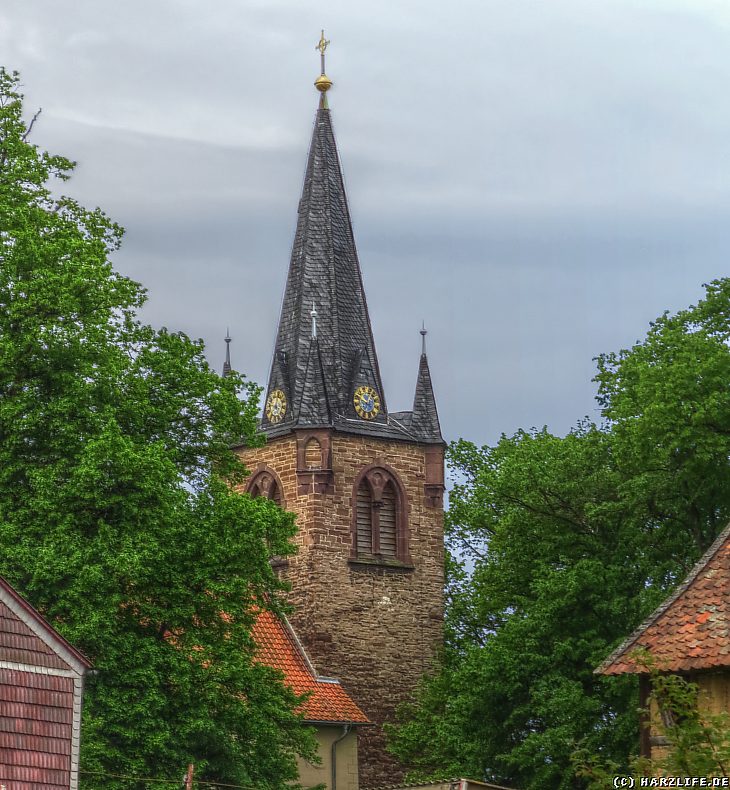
[[363, 780, 516, 790], [0, 575, 93, 673]]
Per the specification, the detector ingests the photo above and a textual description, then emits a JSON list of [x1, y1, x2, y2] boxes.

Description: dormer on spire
[[310, 302, 318, 340]]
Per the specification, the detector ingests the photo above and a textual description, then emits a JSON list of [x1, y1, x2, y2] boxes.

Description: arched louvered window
[[351, 466, 408, 563], [270, 481, 282, 507], [246, 468, 287, 567]]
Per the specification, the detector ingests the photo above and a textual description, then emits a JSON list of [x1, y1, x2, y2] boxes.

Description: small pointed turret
[[222, 329, 232, 377], [411, 325, 443, 443]]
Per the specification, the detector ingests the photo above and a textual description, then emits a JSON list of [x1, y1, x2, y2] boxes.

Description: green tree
[[595, 279, 730, 578], [388, 280, 730, 788], [0, 68, 316, 787], [389, 427, 644, 788]]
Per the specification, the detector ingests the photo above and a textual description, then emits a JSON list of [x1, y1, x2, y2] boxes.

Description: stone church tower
[[236, 40, 445, 788]]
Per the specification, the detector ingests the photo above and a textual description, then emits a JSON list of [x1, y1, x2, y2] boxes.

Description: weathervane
[[420, 322, 428, 355], [314, 29, 333, 105]]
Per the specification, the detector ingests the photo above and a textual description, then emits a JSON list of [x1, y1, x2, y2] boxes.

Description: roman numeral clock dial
[[353, 385, 380, 420], [266, 389, 287, 423]]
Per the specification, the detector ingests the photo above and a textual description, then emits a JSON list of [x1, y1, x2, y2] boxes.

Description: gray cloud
[[3, 0, 729, 449]]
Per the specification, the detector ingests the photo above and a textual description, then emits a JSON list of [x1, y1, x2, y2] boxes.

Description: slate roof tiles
[[260, 100, 443, 445], [411, 352, 443, 444]]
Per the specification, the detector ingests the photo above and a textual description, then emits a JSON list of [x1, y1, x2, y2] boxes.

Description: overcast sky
[[2, 1, 729, 448]]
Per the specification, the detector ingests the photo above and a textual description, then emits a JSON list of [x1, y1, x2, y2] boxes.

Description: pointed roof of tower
[[258, 39, 443, 445], [409, 326, 443, 443], [262, 93, 400, 439]]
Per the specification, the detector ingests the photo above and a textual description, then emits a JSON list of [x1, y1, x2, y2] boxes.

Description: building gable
[[0, 600, 74, 672], [0, 577, 92, 789]]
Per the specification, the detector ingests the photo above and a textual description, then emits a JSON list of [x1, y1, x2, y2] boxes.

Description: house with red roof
[[596, 522, 730, 759], [0, 575, 93, 789], [252, 608, 369, 790]]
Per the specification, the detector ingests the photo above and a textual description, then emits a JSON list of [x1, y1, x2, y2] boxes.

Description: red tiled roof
[[597, 522, 730, 675], [252, 609, 369, 724]]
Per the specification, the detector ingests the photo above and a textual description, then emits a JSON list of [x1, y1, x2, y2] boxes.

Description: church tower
[[236, 35, 445, 787]]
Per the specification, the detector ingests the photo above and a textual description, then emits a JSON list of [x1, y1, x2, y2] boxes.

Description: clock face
[[353, 385, 380, 420], [266, 389, 287, 423]]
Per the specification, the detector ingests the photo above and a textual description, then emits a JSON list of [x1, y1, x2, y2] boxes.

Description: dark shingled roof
[[411, 352, 443, 443], [596, 521, 730, 675], [261, 100, 443, 445]]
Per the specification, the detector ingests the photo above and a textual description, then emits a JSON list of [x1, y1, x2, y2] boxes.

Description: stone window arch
[[304, 438, 322, 470], [351, 464, 409, 563], [246, 467, 284, 508]]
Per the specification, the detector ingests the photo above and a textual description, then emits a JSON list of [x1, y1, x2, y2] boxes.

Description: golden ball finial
[[315, 73, 333, 93]]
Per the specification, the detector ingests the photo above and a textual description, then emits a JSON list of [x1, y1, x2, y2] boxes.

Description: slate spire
[[261, 93, 388, 436], [411, 325, 443, 443]]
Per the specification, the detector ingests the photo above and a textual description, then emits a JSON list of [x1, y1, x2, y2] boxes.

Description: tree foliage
[[0, 68, 316, 787], [388, 280, 730, 788]]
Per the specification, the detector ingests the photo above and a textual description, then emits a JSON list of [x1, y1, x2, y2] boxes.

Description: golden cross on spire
[[316, 29, 330, 71], [314, 29, 333, 104]]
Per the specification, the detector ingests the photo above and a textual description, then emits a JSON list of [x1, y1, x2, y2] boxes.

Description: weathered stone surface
[[238, 431, 444, 788]]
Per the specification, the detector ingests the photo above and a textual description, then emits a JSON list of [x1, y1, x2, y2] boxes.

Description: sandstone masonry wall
[[238, 431, 444, 789]]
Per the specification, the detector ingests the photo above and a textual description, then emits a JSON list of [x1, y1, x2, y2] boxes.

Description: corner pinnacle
[[223, 329, 232, 377]]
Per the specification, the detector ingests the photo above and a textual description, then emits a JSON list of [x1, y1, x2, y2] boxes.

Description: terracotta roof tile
[[597, 522, 730, 675], [252, 609, 369, 724]]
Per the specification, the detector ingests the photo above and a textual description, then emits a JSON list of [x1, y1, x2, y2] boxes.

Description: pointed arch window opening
[[352, 466, 410, 564], [246, 468, 287, 565], [247, 471, 284, 508]]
